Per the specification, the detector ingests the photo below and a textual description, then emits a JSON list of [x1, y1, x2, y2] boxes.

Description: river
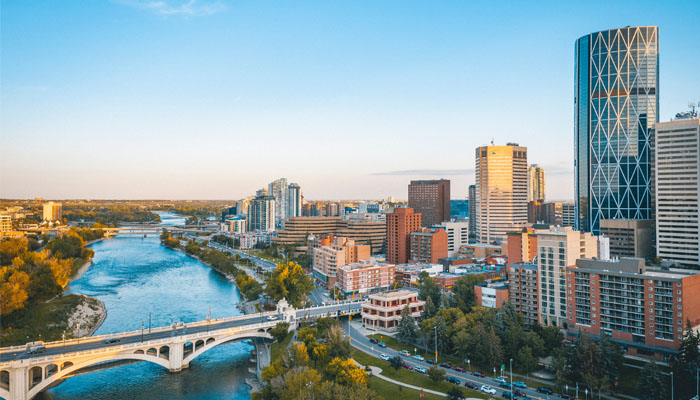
[[36, 212, 252, 400]]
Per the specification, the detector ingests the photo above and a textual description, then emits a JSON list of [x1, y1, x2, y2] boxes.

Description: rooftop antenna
[[490, 138, 495, 146], [689, 101, 697, 115]]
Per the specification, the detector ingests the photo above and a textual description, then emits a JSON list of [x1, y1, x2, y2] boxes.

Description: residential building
[[312, 236, 370, 287], [247, 193, 276, 232], [475, 143, 528, 243], [562, 202, 575, 227], [274, 216, 386, 253], [506, 227, 538, 267], [655, 116, 700, 267], [600, 219, 654, 259], [386, 208, 422, 264], [408, 179, 451, 227], [567, 258, 700, 360], [527, 164, 545, 202], [475, 281, 509, 308], [394, 263, 443, 286], [468, 185, 477, 242], [268, 178, 288, 226], [537, 226, 598, 327], [410, 228, 448, 264], [456, 242, 505, 259], [575, 26, 659, 235], [336, 260, 395, 295], [361, 290, 425, 332], [227, 217, 247, 234], [434, 220, 469, 257], [0, 215, 12, 233], [450, 264, 507, 281], [508, 263, 539, 326], [287, 183, 302, 218], [42, 202, 62, 222]]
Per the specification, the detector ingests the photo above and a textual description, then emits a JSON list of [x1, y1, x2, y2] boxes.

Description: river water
[[37, 212, 252, 400]]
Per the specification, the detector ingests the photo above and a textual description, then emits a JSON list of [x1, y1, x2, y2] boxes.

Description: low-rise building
[[394, 263, 444, 286], [456, 242, 505, 259], [361, 290, 425, 332], [226, 217, 247, 234], [475, 281, 509, 308], [336, 260, 395, 295], [410, 227, 448, 264], [0, 215, 12, 233], [312, 236, 371, 287]]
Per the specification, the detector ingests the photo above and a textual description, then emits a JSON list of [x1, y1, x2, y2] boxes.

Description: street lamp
[[141, 322, 144, 342], [510, 358, 513, 395], [62, 331, 66, 354], [671, 371, 674, 400], [148, 312, 152, 333]]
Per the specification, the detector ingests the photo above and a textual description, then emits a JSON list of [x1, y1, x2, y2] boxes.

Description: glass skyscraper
[[574, 26, 659, 234]]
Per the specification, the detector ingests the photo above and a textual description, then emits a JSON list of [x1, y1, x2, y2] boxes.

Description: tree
[[389, 356, 403, 371], [452, 274, 485, 313], [418, 271, 440, 307], [516, 345, 538, 374], [0, 267, 30, 315], [671, 320, 700, 399], [483, 326, 503, 368], [422, 296, 436, 319], [427, 365, 446, 382], [532, 323, 564, 356], [265, 261, 315, 307], [397, 306, 417, 344], [270, 322, 290, 343], [327, 325, 350, 359], [447, 386, 464, 400], [599, 333, 623, 390], [551, 348, 568, 391], [637, 360, 668, 400], [324, 357, 368, 386], [315, 381, 378, 400], [276, 367, 321, 400], [285, 342, 310, 368]]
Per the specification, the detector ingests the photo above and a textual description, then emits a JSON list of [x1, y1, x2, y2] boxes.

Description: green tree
[[270, 322, 290, 343], [447, 386, 464, 400], [671, 320, 700, 399], [551, 347, 568, 391], [327, 325, 350, 359], [265, 261, 315, 307], [599, 333, 623, 390], [452, 274, 485, 313], [516, 345, 538, 374], [389, 356, 403, 371], [427, 365, 446, 382], [637, 360, 668, 400], [532, 323, 564, 356], [418, 271, 440, 307], [397, 306, 417, 344], [422, 296, 436, 319]]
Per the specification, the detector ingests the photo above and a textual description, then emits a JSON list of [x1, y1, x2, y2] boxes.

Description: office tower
[[437, 220, 469, 257], [475, 143, 528, 243], [561, 202, 575, 227], [536, 226, 598, 327], [287, 183, 302, 218], [268, 178, 288, 225], [655, 115, 700, 267], [409, 228, 448, 263], [42, 202, 62, 221], [527, 164, 545, 202], [599, 219, 654, 259], [408, 179, 450, 227], [575, 26, 659, 234], [274, 216, 386, 253], [386, 208, 422, 264], [568, 258, 700, 357], [468, 185, 476, 242], [247, 192, 276, 232]]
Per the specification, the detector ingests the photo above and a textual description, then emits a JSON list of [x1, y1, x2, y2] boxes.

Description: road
[[207, 242, 276, 270], [347, 324, 560, 400], [0, 313, 281, 363]]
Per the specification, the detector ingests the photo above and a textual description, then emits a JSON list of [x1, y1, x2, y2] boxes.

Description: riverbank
[[68, 296, 107, 337], [170, 245, 238, 283]]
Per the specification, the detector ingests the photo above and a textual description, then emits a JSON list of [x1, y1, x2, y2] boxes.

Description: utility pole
[[434, 326, 438, 364], [510, 358, 513, 396], [62, 331, 66, 354], [148, 312, 152, 333], [671, 371, 674, 400]]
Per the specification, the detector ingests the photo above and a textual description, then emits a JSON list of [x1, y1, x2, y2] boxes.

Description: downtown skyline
[[2, 0, 700, 201]]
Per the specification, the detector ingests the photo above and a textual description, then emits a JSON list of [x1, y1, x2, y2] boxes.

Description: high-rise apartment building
[[42, 201, 62, 222], [287, 183, 302, 218], [436, 220, 469, 257], [655, 116, 700, 267], [527, 164, 545, 202], [408, 179, 450, 227], [508, 263, 539, 326], [468, 185, 477, 243], [537, 226, 598, 327], [268, 178, 288, 226], [0, 215, 12, 233], [475, 143, 528, 243], [247, 193, 276, 232], [409, 228, 448, 264], [575, 26, 659, 234], [506, 228, 538, 266], [386, 208, 422, 264]]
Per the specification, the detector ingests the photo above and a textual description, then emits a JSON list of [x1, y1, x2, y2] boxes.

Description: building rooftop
[[370, 289, 416, 299]]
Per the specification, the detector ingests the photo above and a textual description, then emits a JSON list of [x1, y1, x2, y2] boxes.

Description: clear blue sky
[[2, 0, 698, 200]]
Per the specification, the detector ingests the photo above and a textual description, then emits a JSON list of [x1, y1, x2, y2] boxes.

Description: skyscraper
[[386, 208, 422, 264], [287, 183, 302, 218], [247, 192, 276, 232], [268, 178, 288, 226], [527, 164, 545, 202], [468, 184, 476, 242], [574, 26, 659, 234], [475, 143, 528, 243], [407, 179, 450, 227]]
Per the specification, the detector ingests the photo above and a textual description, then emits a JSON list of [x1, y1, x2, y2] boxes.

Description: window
[[649, 294, 653, 298], [678, 312, 683, 317]]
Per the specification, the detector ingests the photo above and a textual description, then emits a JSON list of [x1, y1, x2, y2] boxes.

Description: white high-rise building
[[655, 115, 700, 267], [247, 192, 276, 232], [287, 183, 302, 218], [527, 164, 545, 202], [43, 201, 62, 222], [268, 178, 288, 226], [437, 220, 469, 257]]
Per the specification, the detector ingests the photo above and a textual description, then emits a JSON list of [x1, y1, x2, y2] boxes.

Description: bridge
[[0, 300, 363, 400]]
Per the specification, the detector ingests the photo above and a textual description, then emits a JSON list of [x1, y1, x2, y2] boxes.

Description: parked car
[[448, 376, 461, 385], [465, 382, 479, 390], [378, 342, 387, 348], [560, 395, 574, 400], [494, 377, 507, 384], [412, 354, 424, 361], [501, 393, 518, 400], [472, 371, 485, 377], [402, 363, 414, 371], [453, 366, 466, 372], [104, 338, 120, 344], [426, 359, 436, 365], [266, 315, 278, 321], [439, 362, 453, 368], [414, 366, 427, 374], [499, 382, 511, 389], [513, 382, 527, 389], [369, 338, 378, 344], [379, 353, 391, 361], [514, 389, 527, 398], [399, 350, 411, 357], [537, 387, 553, 395], [480, 385, 497, 395]]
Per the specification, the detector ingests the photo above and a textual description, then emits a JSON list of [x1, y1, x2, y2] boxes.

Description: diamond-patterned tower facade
[[574, 26, 659, 235]]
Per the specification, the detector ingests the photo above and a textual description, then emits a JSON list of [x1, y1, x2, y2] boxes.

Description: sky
[[1, 0, 699, 201]]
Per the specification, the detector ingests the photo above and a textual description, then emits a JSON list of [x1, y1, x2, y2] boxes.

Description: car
[[439, 362, 453, 368], [472, 371, 485, 377], [453, 366, 466, 372], [402, 364, 413, 371], [560, 395, 574, 400], [513, 382, 527, 389], [414, 366, 427, 374], [465, 382, 479, 390], [379, 353, 391, 361], [514, 389, 527, 398], [378, 342, 387, 348], [104, 338, 121, 344], [494, 377, 507, 384], [426, 359, 436, 365], [27, 345, 46, 354], [501, 393, 518, 400], [266, 315, 278, 321], [448, 376, 461, 385], [399, 350, 411, 357], [480, 385, 497, 395], [369, 338, 379, 344], [537, 387, 553, 395], [412, 354, 424, 361], [499, 382, 511, 389]]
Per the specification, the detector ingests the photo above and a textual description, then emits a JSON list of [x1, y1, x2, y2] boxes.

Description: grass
[[271, 331, 294, 361], [368, 377, 445, 400], [1, 294, 101, 346]]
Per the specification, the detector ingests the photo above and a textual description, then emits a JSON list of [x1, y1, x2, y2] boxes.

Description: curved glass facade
[[574, 26, 659, 234]]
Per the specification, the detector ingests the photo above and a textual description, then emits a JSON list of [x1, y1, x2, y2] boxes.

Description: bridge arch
[[182, 331, 272, 366], [27, 352, 170, 399]]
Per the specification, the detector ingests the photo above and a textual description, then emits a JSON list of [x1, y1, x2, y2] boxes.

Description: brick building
[[386, 208, 422, 264], [410, 227, 448, 264], [336, 260, 395, 295], [362, 290, 425, 332]]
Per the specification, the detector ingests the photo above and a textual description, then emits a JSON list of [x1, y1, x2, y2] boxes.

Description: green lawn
[[271, 331, 294, 361], [368, 377, 445, 400]]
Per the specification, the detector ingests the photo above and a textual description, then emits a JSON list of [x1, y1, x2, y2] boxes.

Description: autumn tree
[[265, 261, 314, 308], [324, 357, 368, 386], [0, 266, 30, 315]]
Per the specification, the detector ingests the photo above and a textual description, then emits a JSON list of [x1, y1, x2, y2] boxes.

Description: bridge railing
[[0, 321, 278, 368]]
